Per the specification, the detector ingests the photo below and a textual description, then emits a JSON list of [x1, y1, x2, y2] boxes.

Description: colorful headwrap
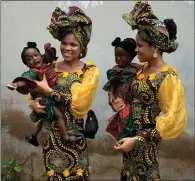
[[47, 6, 92, 58], [122, 1, 179, 53]]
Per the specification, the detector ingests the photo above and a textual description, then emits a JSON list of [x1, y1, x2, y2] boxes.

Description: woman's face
[[25, 48, 43, 68], [60, 33, 81, 62], [135, 33, 155, 63], [114, 47, 133, 66]]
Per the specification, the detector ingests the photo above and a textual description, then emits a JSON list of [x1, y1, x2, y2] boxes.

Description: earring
[[153, 49, 158, 58], [79, 52, 83, 58]]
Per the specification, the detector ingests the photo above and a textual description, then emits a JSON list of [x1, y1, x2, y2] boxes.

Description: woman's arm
[[134, 73, 187, 143], [34, 65, 99, 119], [69, 66, 99, 119], [114, 73, 187, 152]]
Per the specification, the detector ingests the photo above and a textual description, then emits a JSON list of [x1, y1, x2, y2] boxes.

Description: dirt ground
[[1, 110, 195, 180]]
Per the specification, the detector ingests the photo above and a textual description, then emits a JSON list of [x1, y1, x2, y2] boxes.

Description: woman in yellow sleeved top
[[113, 2, 187, 180], [28, 6, 99, 180]]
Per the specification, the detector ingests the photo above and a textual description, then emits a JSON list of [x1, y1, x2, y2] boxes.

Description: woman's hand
[[34, 74, 52, 94], [111, 98, 125, 112], [114, 137, 135, 152], [29, 97, 47, 114]]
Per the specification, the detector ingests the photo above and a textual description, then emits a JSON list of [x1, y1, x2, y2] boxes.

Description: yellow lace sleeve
[[156, 74, 187, 139], [26, 93, 32, 102], [70, 66, 99, 119]]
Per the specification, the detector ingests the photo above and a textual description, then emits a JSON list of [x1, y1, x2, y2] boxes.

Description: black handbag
[[84, 110, 99, 139]]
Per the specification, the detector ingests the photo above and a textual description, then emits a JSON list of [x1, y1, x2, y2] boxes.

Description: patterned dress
[[38, 63, 99, 181], [121, 64, 187, 181]]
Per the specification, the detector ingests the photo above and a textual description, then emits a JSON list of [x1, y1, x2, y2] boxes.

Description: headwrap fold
[[47, 6, 92, 58], [122, 1, 178, 53], [112, 37, 137, 58]]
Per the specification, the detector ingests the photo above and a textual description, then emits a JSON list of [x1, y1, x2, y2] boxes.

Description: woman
[[29, 6, 99, 180], [112, 2, 187, 180]]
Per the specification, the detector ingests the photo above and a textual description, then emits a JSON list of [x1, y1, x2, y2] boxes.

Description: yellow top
[[70, 66, 99, 119], [26, 93, 32, 102], [26, 62, 99, 120], [132, 65, 187, 141], [156, 73, 187, 139]]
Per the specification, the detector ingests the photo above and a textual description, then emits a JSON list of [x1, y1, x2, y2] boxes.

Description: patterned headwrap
[[47, 6, 92, 58], [122, 1, 179, 53]]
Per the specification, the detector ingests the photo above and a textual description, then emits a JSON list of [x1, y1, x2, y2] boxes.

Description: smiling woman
[[113, 1, 187, 180], [28, 6, 99, 181], [60, 33, 81, 63]]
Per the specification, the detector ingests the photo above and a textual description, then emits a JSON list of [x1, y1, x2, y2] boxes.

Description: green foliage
[[1, 157, 22, 181]]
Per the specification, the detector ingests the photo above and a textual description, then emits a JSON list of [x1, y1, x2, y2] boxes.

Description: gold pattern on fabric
[[121, 65, 186, 180]]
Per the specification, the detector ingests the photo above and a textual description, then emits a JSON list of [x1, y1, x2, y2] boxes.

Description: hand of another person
[[29, 97, 47, 114], [114, 137, 135, 152], [34, 74, 52, 94], [111, 98, 125, 112], [44, 43, 51, 50]]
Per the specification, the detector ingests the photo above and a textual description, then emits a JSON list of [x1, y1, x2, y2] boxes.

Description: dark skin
[[29, 33, 85, 141], [7, 43, 51, 89], [25, 48, 43, 68], [7, 43, 75, 142], [135, 33, 167, 75], [56, 33, 85, 72], [108, 47, 134, 108], [33, 33, 85, 94], [115, 47, 134, 67], [114, 32, 168, 153]]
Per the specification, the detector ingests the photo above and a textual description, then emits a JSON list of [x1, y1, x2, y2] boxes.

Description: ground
[[1, 110, 195, 180]]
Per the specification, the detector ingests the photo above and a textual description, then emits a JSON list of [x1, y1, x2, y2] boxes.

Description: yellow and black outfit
[[32, 6, 99, 180], [39, 62, 99, 180], [121, 2, 187, 180], [121, 64, 186, 180]]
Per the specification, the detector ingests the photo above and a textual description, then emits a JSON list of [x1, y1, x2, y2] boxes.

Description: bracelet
[[133, 136, 138, 146]]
